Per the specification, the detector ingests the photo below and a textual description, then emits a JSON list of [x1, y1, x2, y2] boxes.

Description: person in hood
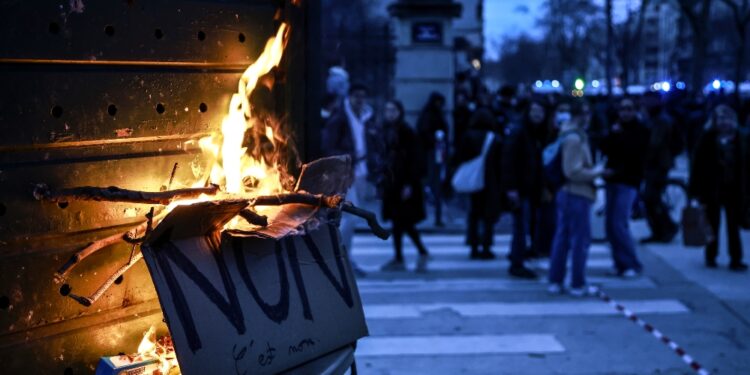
[[322, 82, 379, 276], [690, 105, 749, 271]]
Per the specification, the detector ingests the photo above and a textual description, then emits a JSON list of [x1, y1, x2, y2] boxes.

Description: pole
[[606, 0, 613, 99]]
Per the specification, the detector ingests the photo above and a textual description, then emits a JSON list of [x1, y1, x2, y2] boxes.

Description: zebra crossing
[[349, 232, 693, 373]]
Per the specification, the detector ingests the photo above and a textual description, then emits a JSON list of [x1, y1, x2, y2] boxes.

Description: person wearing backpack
[[547, 102, 610, 296]]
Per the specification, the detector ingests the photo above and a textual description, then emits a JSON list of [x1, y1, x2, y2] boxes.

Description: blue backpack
[[542, 131, 576, 192]]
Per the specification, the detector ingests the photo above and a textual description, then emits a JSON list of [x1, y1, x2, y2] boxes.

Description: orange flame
[[167, 23, 290, 226], [198, 23, 288, 198], [135, 326, 179, 374]]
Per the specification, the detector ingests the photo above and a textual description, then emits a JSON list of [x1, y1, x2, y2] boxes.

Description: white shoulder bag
[[451, 132, 495, 193]]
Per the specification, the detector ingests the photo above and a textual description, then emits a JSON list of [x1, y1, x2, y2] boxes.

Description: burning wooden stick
[[33, 183, 219, 205], [248, 193, 389, 239], [239, 209, 269, 227], [66, 252, 144, 307], [250, 192, 343, 208], [340, 202, 391, 240], [54, 210, 168, 283]]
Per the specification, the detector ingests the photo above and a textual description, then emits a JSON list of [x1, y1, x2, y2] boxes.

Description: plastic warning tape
[[591, 286, 710, 375]]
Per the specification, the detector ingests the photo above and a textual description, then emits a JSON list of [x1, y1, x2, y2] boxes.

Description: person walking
[[379, 100, 431, 271], [600, 98, 651, 278], [547, 103, 608, 295], [417, 92, 449, 227], [321, 83, 378, 276], [689, 105, 749, 271], [454, 108, 505, 261]]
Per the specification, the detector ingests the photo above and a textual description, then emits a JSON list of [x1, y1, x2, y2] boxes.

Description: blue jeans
[[605, 183, 642, 273], [509, 199, 531, 267], [548, 191, 592, 288]]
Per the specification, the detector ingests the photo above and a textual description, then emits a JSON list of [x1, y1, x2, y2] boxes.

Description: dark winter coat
[[321, 108, 382, 182], [455, 129, 504, 221], [689, 128, 750, 212], [416, 92, 449, 151], [600, 119, 651, 188], [500, 121, 551, 201], [380, 120, 427, 225], [645, 111, 684, 175]]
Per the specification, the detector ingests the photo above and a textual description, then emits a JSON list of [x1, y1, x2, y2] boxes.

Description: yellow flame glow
[[135, 326, 179, 374], [210, 23, 287, 196], [167, 23, 289, 224]]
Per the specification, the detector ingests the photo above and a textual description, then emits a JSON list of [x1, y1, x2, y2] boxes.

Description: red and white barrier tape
[[590, 286, 710, 375]]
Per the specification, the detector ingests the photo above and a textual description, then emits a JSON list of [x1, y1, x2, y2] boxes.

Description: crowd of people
[[321, 67, 750, 293]]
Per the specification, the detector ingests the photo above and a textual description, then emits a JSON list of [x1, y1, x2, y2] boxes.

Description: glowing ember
[[130, 326, 180, 375]]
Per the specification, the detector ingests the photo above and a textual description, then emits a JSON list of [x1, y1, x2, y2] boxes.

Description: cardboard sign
[[141, 201, 368, 375]]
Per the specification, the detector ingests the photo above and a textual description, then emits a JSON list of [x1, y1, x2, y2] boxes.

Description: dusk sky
[[484, 0, 638, 60]]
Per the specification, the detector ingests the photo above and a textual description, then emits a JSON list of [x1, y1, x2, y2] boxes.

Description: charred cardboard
[[140, 156, 367, 375]]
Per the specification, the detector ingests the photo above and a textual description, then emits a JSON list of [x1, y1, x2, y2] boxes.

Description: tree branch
[[249, 192, 343, 208], [34, 184, 220, 205], [340, 202, 391, 240]]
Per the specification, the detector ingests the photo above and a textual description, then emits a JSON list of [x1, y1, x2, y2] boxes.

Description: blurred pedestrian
[[641, 92, 683, 243], [321, 82, 378, 276], [453, 90, 474, 156], [547, 102, 609, 295], [600, 98, 651, 278], [417, 92, 449, 227], [689, 105, 749, 271], [492, 85, 520, 132], [502, 100, 553, 277], [454, 108, 504, 260], [379, 100, 431, 271]]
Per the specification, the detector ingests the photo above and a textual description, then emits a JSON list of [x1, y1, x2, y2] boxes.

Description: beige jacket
[[559, 123, 599, 201]]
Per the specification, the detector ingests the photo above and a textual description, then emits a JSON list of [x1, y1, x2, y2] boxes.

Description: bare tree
[[675, 0, 713, 92], [539, 0, 603, 81], [496, 34, 547, 83], [614, 0, 652, 88], [719, 0, 750, 105]]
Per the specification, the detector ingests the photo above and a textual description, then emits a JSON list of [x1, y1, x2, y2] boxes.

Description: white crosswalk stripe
[[363, 300, 689, 319], [357, 276, 656, 293], [356, 258, 614, 272], [357, 335, 566, 356]]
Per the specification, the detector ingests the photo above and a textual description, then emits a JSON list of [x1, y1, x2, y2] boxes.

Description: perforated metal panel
[[0, 0, 320, 372]]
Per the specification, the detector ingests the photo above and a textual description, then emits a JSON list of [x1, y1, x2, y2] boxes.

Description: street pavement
[[347, 222, 750, 375]]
